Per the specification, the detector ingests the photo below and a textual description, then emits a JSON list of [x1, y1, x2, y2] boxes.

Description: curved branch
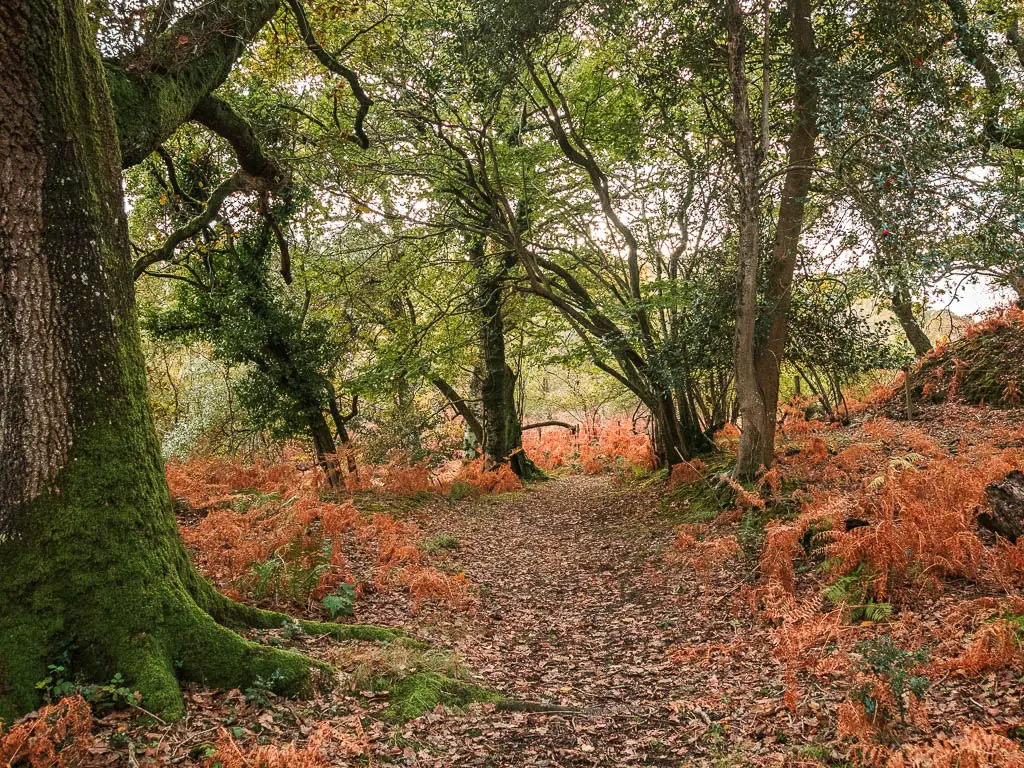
[[106, 0, 280, 167], [191, 95, 285, 183], [521, 420, 578, 433], [284, 0, 373, 148], [133, 170, 257, 279]]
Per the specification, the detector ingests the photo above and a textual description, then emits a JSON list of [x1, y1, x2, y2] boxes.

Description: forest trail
[[359, 476, 789, 767]]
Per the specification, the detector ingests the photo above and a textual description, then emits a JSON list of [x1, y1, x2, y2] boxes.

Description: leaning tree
[[0, 0, 385, 722]]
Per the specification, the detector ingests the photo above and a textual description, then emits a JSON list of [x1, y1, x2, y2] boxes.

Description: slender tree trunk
[[726, 0, 770, 479], [891, 285, 933, 357], [0, 0, 343, 722], [750, 0, 818, 471]]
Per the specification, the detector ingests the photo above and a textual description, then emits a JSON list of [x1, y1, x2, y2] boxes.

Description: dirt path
[[360, 476, 791, 767]]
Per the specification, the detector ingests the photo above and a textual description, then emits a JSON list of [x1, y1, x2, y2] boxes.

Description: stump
[[979, 470, 1024, 543]]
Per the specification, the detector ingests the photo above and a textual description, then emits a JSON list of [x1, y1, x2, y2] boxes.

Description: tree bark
[[473, 241, 542, 479], [730, 0, 818, 478], [521, 421, 578, 433], [432, 375, 485, 448], [726, 0, 770, 479], [979, 470, 1024, 544], [0, 0, 362, 723], [106, 0, 281, 167], [891, 284, 933, 357], [1008, 270, 1024, 309], [749, 0, 818, 472], [326, 385, 359, 477], [309, 407, 343, 489]]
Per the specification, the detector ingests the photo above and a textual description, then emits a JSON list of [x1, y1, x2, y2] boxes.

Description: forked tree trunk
[[0, 0, 350, 722], [749, 0, 818, 473], [729, 0, 818, 478], [650, 391, 712, 467]]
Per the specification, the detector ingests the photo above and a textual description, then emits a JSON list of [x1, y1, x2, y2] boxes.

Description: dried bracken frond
[[206, 722, 368, 768], [0, 696, 93, 768]]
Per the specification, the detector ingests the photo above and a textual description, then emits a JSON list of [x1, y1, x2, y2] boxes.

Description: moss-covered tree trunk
[[0, 0, 332, 723], [472, 240, 542, 479]]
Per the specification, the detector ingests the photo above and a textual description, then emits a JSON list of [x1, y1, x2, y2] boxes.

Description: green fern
[[823, 567, 893, 623]]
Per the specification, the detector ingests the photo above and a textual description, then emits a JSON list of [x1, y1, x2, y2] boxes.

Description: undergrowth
[[167, 457, 475, 615], [663, 326, 1024, 766]]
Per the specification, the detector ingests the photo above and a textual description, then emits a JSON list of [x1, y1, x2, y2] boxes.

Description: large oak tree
[[0, 0, 382, 722]]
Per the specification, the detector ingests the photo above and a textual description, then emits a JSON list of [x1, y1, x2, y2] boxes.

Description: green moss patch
[[371, 671, 500, 722]]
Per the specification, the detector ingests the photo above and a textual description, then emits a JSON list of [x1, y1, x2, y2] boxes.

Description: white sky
[[932, 274, 1015, 316]]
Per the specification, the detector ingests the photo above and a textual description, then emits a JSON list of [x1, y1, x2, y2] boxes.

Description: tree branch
[[106, 0, 280, 167], [284, 0, 373, 148], [132, 169, 260, 279]]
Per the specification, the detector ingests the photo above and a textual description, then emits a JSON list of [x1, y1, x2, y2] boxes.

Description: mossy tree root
[[197, 584, 401, 644], [0, 484, 397, 725]]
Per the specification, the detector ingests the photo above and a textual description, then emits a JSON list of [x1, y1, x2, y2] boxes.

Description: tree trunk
[[891, 285, 933, 357], [750, 0, 818, 472], [0, 0, 350, 722], [730, 0, 818, 478], [725, 0, 771, 479], [473, 241, 542, 479], [326, 386, 359, 477], [651, 395, 686, 467], [1007, 270, 1024, 309], [309, 407, 343, 489]]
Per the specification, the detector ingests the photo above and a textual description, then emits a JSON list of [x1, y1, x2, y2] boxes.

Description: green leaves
[[322, 582, 358, 619]]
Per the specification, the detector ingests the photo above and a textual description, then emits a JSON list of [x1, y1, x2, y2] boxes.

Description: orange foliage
[[450, 458, 522, 494], [668, 458, 707, 488], [667, 524, 742, 583], [0, 696, 93, 768], [374, 452, 435, 495], [733, 398, 1024, 746], [394, 566, 472, 611], [522, 417, 654, 474], [850, 727, 1024, 768], [820, 449, 1023, 597], [166, 450, 317, 509], [207, 723, 367, 768], [170, 456, 474, 612], [964, 305, 1024, 341], [926, 620, 1023, 678], [837, 699, 877, 742], [757, 465, 784, 496], [713, 423, 741, 449]]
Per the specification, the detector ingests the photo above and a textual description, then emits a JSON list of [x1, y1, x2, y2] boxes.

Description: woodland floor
[[85, 475, 805, 767], [76, 406, 1024, 765]]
